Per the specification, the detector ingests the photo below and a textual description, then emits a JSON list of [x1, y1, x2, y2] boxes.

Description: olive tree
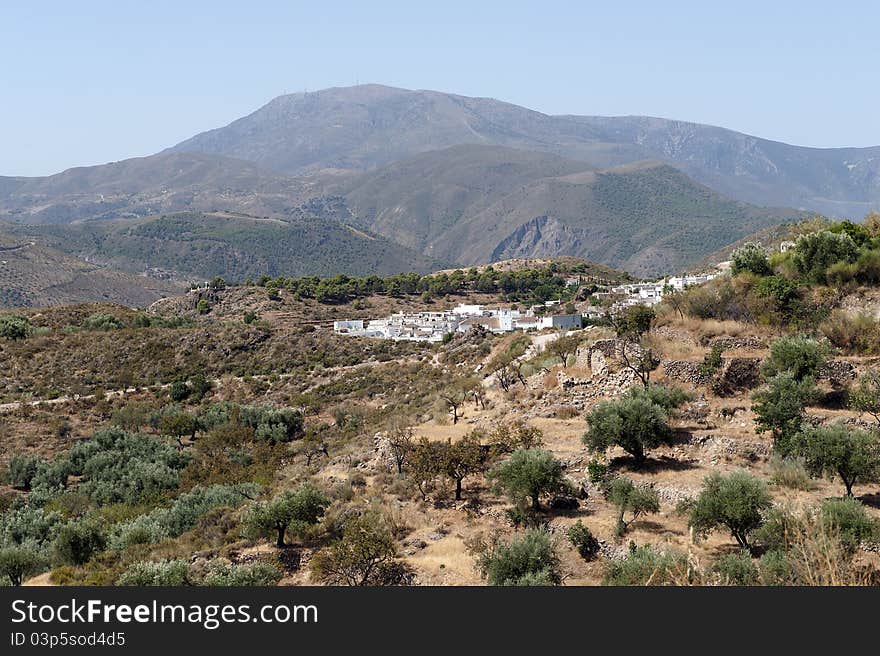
[[488, 449, 567, 511], [244, 483, 329, 548], [791, 424, 880, 496], [689, 471, 772, 552], [583, 386, 682, 465], [0, 546, 46, 586], [310, 512, 407, 586], [751, 372, 819, 452], [849, 370, 880, 426], [606, 477, 660, 536]]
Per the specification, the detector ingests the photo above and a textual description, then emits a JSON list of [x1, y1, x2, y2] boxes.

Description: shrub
[[605, 477, 660, 536], [475, 529, 563, 586], [689, 471, 772, 551], [698, 343, 726, 377], [488, 449, 567, 511], [820, 497, 879, 554], [849, 370, 880, 425], [51, 520, 106, 566], [711, 551, 758, 585], [820, 311, 880, 355], [760, 336, 830, 382], [791, 230, 859, 283], [602, 546, 690, 585], [81, 313, 123, 331], [168, 380, 190, 402], [109, 483, 258, 550], [768, 456, 814, 491], [0, 315, 33, 340], [567, 521, 600, 561], [790, 424, 880, 496], [751, 372, 819, 451], [243, 483, 329, 547], [65, 427, 190, 505], [201, 560, 282, 586], [7, 454, 44, 490], [310, 511, 405, 586], [587, 459, 608, 485], [0, 505, 62, 549], [117, 560, 191, 586], [0, 545, 47, 586], [731, 242, 771, 276]]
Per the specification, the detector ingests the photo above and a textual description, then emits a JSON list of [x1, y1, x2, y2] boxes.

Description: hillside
[[0, 227, 182, 308], [7, 211, 445, 282], [332, 146, 803, 275], [169, 84, 880, 217], [0, 143, 804, 278], [4, 229, 880, 588], [0, 152, 317, 225]]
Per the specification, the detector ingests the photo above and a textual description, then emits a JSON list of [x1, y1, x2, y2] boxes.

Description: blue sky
[[3, 1, 879, 175]]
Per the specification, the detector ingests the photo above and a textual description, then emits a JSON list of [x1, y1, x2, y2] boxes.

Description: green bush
[[711, 551, 758, 585], [820, 497, 879, 554], [168, 380, 190, 402], [603, 546, 689, 585], [81, 313, 123, 331], [567, 520, 600, 561], [791, 230, 859, 283], [202, 560, 282, 586], [731, 242, 771, 277], [64, 428, 190, 505], [51, 520, 106, 566], [117, 559, 191, 586], [0, 315, 33, 340], [0, 545, 47, 586], [606, 477, 660, 536], [7, 454, 44, 490], [761, 336, 830, 382], [109, 483, 259, 550], [751, 372, 819, 451], [475, 529, 563, 586], [0, 505, 63, 550]]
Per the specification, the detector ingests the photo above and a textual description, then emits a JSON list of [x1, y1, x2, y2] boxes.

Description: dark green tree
[[689, 471, 772, 552]]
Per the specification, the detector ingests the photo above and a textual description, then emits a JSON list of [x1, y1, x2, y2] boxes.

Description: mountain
[[0, 152, 317, 225], [327, 145, 803, 275], [0, 144, 803, 277], [0, 227, 182, 308], [5, 211, 444, 282], [170, 84, 880, 217]]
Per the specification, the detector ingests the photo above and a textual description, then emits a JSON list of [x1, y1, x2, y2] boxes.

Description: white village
[[334, 269, 725, 342]]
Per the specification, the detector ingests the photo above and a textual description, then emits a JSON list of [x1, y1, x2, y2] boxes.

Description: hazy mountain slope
[[328, 146, 803, 275], [0, 228, 182, 308], [0, 152, 315, 224], [169, 84, 880, 217], [8, 211, 444, 282], [329, 144, 596, 251], [565, 115, 880, 217], [169, 84, 642, 174]]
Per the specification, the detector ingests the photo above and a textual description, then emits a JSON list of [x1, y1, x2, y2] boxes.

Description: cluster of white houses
[[334, 269, 727, 342], [594, 272, 722, 314], [334, 303, 582, 342]]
